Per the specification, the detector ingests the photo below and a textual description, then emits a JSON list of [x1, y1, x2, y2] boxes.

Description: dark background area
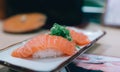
[[6, 0, 87, 28]]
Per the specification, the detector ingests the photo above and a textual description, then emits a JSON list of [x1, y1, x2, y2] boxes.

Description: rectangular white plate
[[0, 27, 105, 72]]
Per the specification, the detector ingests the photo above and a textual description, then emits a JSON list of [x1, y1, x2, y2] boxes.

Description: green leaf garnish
[[76, 45, 80, 49], [50, 23, 72, 41]]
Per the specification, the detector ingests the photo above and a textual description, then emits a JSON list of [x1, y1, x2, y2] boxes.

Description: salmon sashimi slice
[[69, 29, 90, 46], [12, 34, 76, 58]]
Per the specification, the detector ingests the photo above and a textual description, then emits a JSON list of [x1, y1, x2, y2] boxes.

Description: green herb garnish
[[76, 45, 80, 49], [50, 23, 72, 41]]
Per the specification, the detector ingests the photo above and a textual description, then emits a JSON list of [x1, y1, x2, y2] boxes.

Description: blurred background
[[83, 0, 105, 23], [0, 0, 105, 25]]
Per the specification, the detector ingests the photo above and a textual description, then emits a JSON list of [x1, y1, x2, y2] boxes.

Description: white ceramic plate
[[0, 27, 105, 72]]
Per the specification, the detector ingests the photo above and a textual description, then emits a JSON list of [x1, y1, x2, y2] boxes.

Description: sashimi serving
[[11, 23, 90, 58]]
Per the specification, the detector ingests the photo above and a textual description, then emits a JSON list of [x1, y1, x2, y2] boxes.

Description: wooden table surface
[[0, 23, 120, 69], [86, 23, 120, 57]]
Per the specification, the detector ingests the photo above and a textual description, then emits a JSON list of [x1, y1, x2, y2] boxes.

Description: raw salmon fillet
[[12, 34, 76, 58], [69, 29, 90, 46]]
